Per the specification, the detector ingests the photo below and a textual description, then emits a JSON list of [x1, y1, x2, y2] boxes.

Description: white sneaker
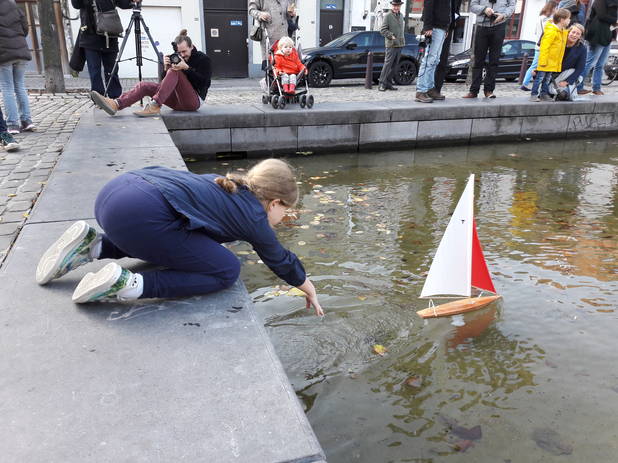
[[36, 221, 99, 285], [72, 262, 140, 303]]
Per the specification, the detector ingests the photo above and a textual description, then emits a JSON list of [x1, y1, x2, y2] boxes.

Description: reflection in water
[[191, 138, 618, 462]]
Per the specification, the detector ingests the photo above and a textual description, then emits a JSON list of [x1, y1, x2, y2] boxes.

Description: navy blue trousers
[[94, 173, 240, 299], [84, 48, 123, 98]]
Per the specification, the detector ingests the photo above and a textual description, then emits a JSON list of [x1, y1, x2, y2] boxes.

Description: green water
[[191, 138, 618, 462]]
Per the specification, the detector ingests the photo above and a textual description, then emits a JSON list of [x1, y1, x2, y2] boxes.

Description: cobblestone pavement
[[0, 94, 93, 264]]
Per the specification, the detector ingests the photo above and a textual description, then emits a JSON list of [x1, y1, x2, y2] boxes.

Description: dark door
[[204, 0, 248, 77], [319, 0, 344, 46]]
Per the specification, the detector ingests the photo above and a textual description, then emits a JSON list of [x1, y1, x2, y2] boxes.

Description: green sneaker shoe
[[0, 131, 19, 152], [36, 221, 99, 285], [72, 262, 138, 303]]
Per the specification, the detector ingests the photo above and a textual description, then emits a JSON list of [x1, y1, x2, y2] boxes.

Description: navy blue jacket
[[131, 166, 306, 287], [562, 42, 586, 84]]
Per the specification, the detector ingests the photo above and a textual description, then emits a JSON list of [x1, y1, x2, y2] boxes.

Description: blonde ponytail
[[215, 159, 299, 207]]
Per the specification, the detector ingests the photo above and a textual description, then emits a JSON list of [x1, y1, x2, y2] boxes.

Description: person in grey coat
[[378, 0, 405, 91], [0, 0, 33, 134], [249, 0, 290, 70], [463, 0, 515, 99]]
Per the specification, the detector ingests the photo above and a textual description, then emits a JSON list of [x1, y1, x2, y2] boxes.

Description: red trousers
[[117, 69, 201, 111]]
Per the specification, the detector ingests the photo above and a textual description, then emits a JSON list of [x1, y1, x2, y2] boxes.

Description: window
[[521, 41, 536, 54], [505, 0, 526, 39], [501, 42, 519, 56], [352, 32, 373, 48]]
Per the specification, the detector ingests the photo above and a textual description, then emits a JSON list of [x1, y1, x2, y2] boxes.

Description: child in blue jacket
[[36, 159, 324, 316]]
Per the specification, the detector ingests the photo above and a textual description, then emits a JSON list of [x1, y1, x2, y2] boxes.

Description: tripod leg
[[104, 16, 135, 97], [140, 17, 164, 69]]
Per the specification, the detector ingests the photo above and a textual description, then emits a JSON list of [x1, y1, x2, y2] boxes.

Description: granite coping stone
[[5, 107, 326, 462], [162, 96, 611, 130]]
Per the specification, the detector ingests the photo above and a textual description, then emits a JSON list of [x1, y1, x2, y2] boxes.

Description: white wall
[[519, 0, 545, 43], [69, 0, 204, 78]]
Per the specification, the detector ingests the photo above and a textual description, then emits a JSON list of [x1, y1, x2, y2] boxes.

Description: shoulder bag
[[250, 0, 264, 41], [91, 0, 124, 46]]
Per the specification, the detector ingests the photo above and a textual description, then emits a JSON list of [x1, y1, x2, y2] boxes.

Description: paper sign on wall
[[211, 28, 219, 37]]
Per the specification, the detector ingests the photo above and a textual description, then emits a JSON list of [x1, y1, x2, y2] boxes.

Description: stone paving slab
[[2, 104, 325, 462], [0, 221, 324, 463]]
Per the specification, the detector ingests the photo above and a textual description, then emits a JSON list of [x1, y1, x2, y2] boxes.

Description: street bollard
[[518, 53, 529, 85], [365, 51, 374, 89]]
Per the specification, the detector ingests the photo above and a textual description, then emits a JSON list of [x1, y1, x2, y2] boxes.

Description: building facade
[[67, 0, 552, 79]]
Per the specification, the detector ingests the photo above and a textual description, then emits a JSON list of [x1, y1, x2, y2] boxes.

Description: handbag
[[249, 0, 263, 42], [91, 0, 124, 46]]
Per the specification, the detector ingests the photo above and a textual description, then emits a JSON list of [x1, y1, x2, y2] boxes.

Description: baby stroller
[[260, 29, 314, 110]]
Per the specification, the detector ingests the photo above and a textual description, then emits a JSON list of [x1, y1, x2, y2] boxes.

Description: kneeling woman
[[36, 159, 324, 316]]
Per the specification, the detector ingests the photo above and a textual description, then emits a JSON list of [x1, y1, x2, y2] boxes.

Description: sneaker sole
[[91, 91, 117, 116], [72, 262, 122, 303], [4, 142, 19, 152], [133, 111, 160, 118], [36, 221, 90, 285]]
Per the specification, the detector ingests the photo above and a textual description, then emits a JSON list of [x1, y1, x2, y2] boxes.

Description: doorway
[[319, 0, 344, 46], [203, 0, 248, 77]]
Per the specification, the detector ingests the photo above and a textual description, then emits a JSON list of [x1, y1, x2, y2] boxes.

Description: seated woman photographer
[[91, 29, 211, 117], [35, 158, 325, 317], [551, 23, 586, 101]]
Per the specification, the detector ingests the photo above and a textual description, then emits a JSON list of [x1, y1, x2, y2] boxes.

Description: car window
[[501, 42, 519, 55], [371, 32, 384, 47], [521, 41, 536, 54], [324, 33, 355, 48], [351, 32, 373, 48], [502, 42, 519, 55]]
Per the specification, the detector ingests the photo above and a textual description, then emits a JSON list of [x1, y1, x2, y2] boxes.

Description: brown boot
[[415, 92, 433, 103], [427, 88, 445, 100], [484, 90, 496, 99], [593, 90, 604, 95], [90, 91, 119, 116], [462, 92, 478, 99], [133, 102, 161, 117]]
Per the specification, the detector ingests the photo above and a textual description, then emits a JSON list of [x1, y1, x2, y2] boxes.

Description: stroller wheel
[[279, 97, 286, 109], [306, 95, 314, 109], [299, 94, 307, 108], [271, 95, 279, 109], [262, 94, 269, 104]]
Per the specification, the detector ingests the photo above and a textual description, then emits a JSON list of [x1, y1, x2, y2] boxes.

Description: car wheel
[[308, 61, 333, 88], [393, 60, 417, 85], [606, 70, 617, 80]]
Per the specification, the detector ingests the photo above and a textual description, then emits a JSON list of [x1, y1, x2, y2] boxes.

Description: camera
[[169, 42, 182, 65], [489, 13, 500, 24]]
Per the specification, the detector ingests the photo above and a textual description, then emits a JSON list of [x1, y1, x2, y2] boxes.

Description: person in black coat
[[71, 0, 133, 98], [433, 0, 462, 99]]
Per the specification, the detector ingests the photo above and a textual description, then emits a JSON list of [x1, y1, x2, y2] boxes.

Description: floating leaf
[[403, 375, 423, 388], [357, 296, 367, 301], [286, 287, 306, 297], [373, 344, 387, 356], [298, 241, 306, 246], [7, 193, 16, 197]]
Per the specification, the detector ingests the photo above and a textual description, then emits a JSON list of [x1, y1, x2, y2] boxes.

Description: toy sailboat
[[416, 174, 501, 319]]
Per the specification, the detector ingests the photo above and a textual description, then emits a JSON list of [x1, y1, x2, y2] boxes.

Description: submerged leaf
[[373, 344, 387, 356], [403, 376, 423, 388], [286, 287, 306, 297], [532, 428, 573, 455]]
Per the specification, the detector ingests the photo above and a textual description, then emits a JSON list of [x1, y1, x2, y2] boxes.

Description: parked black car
[[445, 39, 536, 82], [302, 31, 420, 88]]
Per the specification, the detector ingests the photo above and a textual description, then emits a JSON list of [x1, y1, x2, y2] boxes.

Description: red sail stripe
[[471, 219, 496, 294]]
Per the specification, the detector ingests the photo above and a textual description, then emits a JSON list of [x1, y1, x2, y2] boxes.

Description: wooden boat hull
[[416, 295, 501, 319]]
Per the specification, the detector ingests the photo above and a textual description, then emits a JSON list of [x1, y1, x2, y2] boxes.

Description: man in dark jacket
[[91, 30, 211, 117], [71, 0, 133, 98], [578, 0, 618, 95], [378, 0, 405, 91], [433, 0, 462, 99], [415, 0, 454, 103]]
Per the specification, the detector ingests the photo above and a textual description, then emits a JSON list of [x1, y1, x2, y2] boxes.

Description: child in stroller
[[262, 36, 314, 109]]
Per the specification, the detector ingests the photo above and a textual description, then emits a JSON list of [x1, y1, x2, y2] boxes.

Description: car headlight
[[450, 59, 469, 67]]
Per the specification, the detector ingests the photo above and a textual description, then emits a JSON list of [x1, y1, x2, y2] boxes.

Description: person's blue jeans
[[522, 48, 540, 87], [578, 42, 611, 92], [531, 70, 553, 96], [94, 173, 240, 299], [84, 48, 123, 98], [0, 60, 31, 128], [416, 27, 447, 93]]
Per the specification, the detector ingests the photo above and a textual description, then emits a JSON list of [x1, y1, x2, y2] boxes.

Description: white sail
[[420, 174, 475, 298]]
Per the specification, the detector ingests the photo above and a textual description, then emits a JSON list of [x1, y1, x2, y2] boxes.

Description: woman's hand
[[259, 12, 271, 22], [297, 278, 325, 317]]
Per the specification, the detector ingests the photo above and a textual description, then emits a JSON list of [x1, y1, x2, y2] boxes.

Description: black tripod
[[104, 2, 163, 96]]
